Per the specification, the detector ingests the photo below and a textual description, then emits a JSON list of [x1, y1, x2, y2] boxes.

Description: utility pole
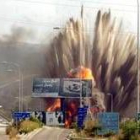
[[80, 5, 84, 108], [107, 93, 113, 112], [137, 0, 140, 114]]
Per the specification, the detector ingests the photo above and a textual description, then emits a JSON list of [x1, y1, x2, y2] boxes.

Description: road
[[0, 123, 9, 140], [30, 127, 71, 140], [0, 134, 8, 140]]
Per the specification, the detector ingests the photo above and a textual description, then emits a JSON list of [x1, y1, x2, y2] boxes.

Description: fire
[[46, 98, 61, 112], [46, 66, 95, 128], [67, 66, 94, 80], [65, 99, 79, 128], [65, 66, 95, 127]]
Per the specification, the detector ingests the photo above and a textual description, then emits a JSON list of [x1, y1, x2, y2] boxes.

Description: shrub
[[6, 117, 43, 136], [120, 120, 140, 140], [103, 131, 116, 137], [9, 127, 18, 139], [84, 119, 101, 136], [29, 116, 43, 127], [19, 120, 41, 134], [6, 125, 13, 135]]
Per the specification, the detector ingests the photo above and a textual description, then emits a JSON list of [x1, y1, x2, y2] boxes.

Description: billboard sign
[[60, 79, 92, 98], [97, 113, 119, 135], [32, 78, 60, 97], [32, 78, 92, 98], [46, 111, 64, 126], [13, 112, 30, 121], [60, 79, 82, 97]]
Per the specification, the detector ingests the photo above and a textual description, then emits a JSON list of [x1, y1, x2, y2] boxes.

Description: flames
[[67, 66, 94, 80], [65, 99, 79, 128], [65, 66, 95, 127], [46, 98, 61, 112], [45, 8, 137, 123], [46, 66, 95, 127]]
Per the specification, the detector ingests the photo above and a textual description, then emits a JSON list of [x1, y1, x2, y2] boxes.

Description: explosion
[[46, 98, 61, 112], [67, 66, 94, 80], [45, 8, 137, 122]]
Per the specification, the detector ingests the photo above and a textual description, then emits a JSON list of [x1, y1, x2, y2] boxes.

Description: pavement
[[0, 123, 9, 140], [0, 135, 9, 140], [30, 126, 71, 140]]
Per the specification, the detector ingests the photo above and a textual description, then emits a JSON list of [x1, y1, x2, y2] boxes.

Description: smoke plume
[[45, 10, 137, 117]]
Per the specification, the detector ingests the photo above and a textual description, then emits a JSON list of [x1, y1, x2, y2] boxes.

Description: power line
[[53, 26, 136, 35], [0, 16, 59, 27], [67, 0, 137, 7], [0, 16, 136, 35], [3, 0, 137, 13]]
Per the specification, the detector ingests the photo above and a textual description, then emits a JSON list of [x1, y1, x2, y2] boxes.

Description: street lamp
[[0, 61, 22, 112], [137, 0, 140, 115], [107, 93, 113, 112]]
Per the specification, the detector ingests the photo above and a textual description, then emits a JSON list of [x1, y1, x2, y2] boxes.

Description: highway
[[0, 123, 8, 140], [30, 126, 71, 140], [0, 134, 8, 140]]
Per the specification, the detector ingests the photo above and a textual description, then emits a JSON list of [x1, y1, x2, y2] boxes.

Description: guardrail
[[0, 110, 10, 122]]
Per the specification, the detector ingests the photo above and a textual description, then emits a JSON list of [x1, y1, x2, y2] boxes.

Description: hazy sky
[[0, 0, 138, 43]]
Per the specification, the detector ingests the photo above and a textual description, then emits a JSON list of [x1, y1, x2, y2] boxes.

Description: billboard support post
[[80, 81, 82, 107]]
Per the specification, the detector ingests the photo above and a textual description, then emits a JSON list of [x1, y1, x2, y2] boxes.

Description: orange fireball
[[68, 66, 93, 78]]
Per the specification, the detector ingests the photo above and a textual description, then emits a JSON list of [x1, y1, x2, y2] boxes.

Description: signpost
[[97, 113, 119, 135], [77, 106, 88, 128], [13, 112, 30, 121]]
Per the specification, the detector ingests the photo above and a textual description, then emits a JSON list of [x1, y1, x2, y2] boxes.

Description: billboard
[[60, 79, 92, 97], [97, 113, 119, 135], [46, 111, 64, 126], [60, 79, 82, 97], [32, 78, 92, 98], [32, 78, 60, 97]]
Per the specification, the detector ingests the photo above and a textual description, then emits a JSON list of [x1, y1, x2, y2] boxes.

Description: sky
[[0, 0, 138, 43]]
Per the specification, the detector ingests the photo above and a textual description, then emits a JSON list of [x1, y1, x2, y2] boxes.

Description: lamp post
[[0, 61, 22, 112], [107, 93, 113, 112], [137, 0, 140, 115]]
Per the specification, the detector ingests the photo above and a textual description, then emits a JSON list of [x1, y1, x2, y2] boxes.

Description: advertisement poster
[[32, 78, 92, 98], [32, 78, 60, 97], [61, 79, 82, 97], [60, 79, 92, 97], [46, 112, 64, 126]]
